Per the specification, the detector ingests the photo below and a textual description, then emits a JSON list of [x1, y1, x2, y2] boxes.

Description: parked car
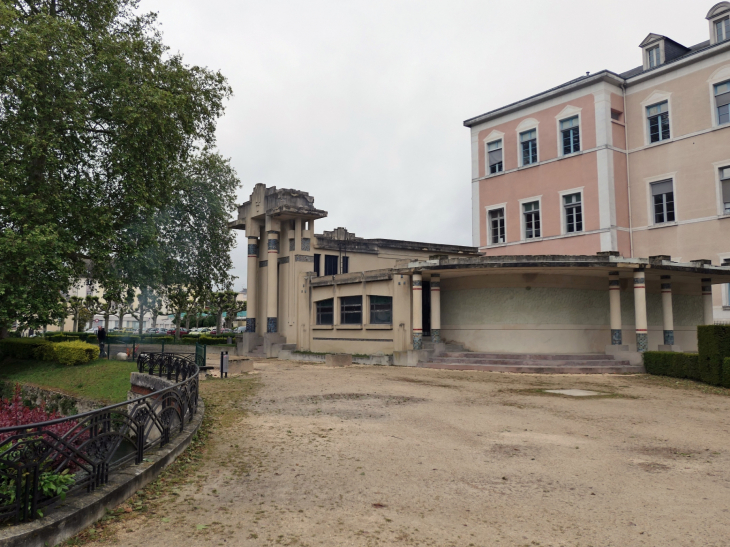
[[84, 327, 99, 334], [234, 326, 246, 334], [166, 328, 189, 336]]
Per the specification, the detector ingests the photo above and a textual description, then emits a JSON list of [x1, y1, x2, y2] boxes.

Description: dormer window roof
[[639, 34, 691, 71], [707, 2, 730, 44]]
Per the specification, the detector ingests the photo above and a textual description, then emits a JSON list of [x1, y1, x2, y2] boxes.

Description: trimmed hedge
[[51, 341, 100, 366], [643, 352, 700, 380], [697, 325, 730, 386], [724, 358, 730, 389], [180, 335, 232, 346], [46, 334, 81, 342], [0, 338, 53, 360]]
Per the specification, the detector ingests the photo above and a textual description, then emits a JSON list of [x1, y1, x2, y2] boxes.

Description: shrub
[[0, 338, 53, 360], [643, 351, 699, 380], [197, 335, 234, 346], [697, 325, 730, 386], [52, 341, 100, 366], [46, 334, 80, 343], [723, 358, 730, 389]]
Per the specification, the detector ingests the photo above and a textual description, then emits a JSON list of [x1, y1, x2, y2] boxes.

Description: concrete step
[[438, 352, 614, 361], [422, 342, 465, 352], [417, 362, 643, 374], [429, 357, 625, 367]]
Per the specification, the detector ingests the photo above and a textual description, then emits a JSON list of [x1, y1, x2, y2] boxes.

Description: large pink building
[[465, 2, 730, 321]]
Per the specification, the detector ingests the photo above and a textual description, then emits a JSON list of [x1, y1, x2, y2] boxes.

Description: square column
[[633, 269, 648, 352], [430, 274, 441, 344], [267, 231, 279, 333], [412, 273, 422, 350], [608, 271, 622, 345], [246, 236, 259, 332], [661, 275, 674, 345], [702, 278, 714, 325]]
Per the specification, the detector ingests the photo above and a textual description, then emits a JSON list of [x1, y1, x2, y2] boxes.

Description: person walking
[[97, 326, 107, 358]]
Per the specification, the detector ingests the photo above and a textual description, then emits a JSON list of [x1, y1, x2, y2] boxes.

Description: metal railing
[[0, 352, 199, 523]]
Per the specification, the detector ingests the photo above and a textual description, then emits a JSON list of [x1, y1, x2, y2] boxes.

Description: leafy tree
[[224, 293, 246, 329], [131, 287, 159, 335], [0, 0, 232, 338], [98, 291, 120, 332], [114, 291, 135, 332], [83, 295, 100, 330], [66, 297, 84, 333], [163, 286, 192, 340]]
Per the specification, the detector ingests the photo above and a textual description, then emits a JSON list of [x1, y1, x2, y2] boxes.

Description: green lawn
[[0, 358, 137, 403]]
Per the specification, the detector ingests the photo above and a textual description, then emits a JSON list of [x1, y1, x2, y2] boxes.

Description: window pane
[[715, 81, 730, 96], [654, 194, 665, 223], [560, 116, 578, 130], [342, 256, 349, 274], [520, 129, 536, 142], [369, 296, 392, 325], [324, 255, 338, 276], [487, 139, 502, 151], [316, 299, 334, 325], [314, 254, 321, 276], [722, 180, 730, 214], [666, 192, 675, 222], [340, 296, 362, 325], [720, 104, 730, 125]]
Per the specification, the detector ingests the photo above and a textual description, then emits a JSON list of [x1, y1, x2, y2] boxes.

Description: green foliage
[[697, 325, 730, 386], [723, 358, 730, 389], [0, 0, 234, 335], [180, 335, 232, 346], [52, 341, 100, 366], [0, 469, 75, 517], [46, 334, 80, 342], [0, 358, 136, 403], [0, 338, 52, 360], [643, 352, 699, 380]]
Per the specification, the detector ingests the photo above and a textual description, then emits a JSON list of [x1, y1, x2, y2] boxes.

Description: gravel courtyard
[[78, 360, 730, 547]]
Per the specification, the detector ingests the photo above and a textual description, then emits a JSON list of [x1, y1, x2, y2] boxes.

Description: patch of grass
[[633, 373, 730, 397], [0, 358, 137, 403]]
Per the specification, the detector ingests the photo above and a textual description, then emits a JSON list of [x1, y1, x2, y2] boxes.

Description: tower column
[[267, 231, 279, 333], [246, 236, 258, 333], [430, 275, 441, 344], [702, 278, 714, 325], [412, 273, 423, 350], [609, 271, 622, 345], [633, 269, 648, 353]]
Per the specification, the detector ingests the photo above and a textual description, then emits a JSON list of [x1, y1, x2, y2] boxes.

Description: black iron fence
[[0, 352, 199, 523]]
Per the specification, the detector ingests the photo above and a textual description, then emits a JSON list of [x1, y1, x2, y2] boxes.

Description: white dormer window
[[718, 17, 730, 42], [647, 46, 661, 68]]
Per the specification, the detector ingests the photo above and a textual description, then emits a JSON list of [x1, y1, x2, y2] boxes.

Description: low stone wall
[[278, 351, 392, 366], [0, 381, 103, 416]]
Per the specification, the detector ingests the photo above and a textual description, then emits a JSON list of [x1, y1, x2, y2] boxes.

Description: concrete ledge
[[393, 350, 430, 367], [0, 399, 205, 547], [325, 354, 352, 367]]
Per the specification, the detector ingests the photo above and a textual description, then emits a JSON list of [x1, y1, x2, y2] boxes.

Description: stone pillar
[[633, 269, 648, 352], [702, 278, 714, 325], [661, 276, 674, 345], [430, 275, 441, 343], [608, 271, 622, 345], [266, 231, 279, 333], [246, 236, 258, 333], [412, 273, 423, 350]]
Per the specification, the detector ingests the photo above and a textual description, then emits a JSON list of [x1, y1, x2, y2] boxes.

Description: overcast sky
[[138, 0, 714, 289]]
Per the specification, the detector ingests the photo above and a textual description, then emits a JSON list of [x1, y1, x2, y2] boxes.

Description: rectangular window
[[717, 17, 730, 42], [564, 193, 583, 233], [560, 116, 580, 155], [340, 296, 362, 325], [647, 46, 660, 68], [369, 296, 393, 325], [487, 140, 503, 174], [341, 256, 349, 274], [314, 253, 321, 277], [523, 201, 541, 239], [647, 101, 670, 143], [611, 110, 622, 121], [315, 298, 334, 325], [324, 255, 338, 276], [489, 208, 505, 244], [651, 180, 675, 224], [520, 129, 538, 165], [721, 167, 730, 215], [715, 81, 730, 125]]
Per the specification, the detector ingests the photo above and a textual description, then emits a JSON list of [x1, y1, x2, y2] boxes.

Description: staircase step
[[438, 352, 613, 361], [418, 362, 643, 374], [429, 357, 624, 367]]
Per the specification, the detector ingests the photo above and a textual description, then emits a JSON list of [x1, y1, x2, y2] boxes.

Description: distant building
[[464, 2, 730, 322]]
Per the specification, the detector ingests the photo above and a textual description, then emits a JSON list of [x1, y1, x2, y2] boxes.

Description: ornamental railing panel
[[0, 352, 199, 523]]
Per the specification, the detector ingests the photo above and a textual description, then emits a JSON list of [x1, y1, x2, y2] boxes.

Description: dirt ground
[[74, 360, 730, 547]]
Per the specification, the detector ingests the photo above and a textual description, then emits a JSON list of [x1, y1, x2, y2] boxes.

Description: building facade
[[464, 2, 730, 322]]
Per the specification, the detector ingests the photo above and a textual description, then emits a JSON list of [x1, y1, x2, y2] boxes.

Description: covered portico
[[404, 254, 730, 355]]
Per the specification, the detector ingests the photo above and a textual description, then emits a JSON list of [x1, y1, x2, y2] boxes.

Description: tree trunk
[[104, 313, 110, 331], [0, 325, 8, 340], [175, 313, 181, 341], [216, 313, 223, 333], [118, 310, 126, 331]]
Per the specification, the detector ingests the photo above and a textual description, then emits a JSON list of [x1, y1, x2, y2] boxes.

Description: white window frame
[[644, 172, 678, 227], [713, 159, 730, 216], [482, 129, 505, 177], [715, 16, 730, 44], [707, 65, 730, 128], [485, 203, 507, 246], [558, 187, 585, 235], [647, 46, 661, 69], [515, 119, 539, 168], [518, 196, 542, 241], [555, 106, 583, 158], [486, 139, 504, 175], [641, 40, 665, 70], [640, 91, 673, 146]]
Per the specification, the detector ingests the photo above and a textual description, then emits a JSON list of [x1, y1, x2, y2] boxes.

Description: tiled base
[[431, 329, 441, 344], [636, 332, 648, 353], [246, 318, 256, 333], [267, 317, 277, 333], [412, 333, 422, 350], [611, 329, 622, 345], [663, 330, 674, 345]]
